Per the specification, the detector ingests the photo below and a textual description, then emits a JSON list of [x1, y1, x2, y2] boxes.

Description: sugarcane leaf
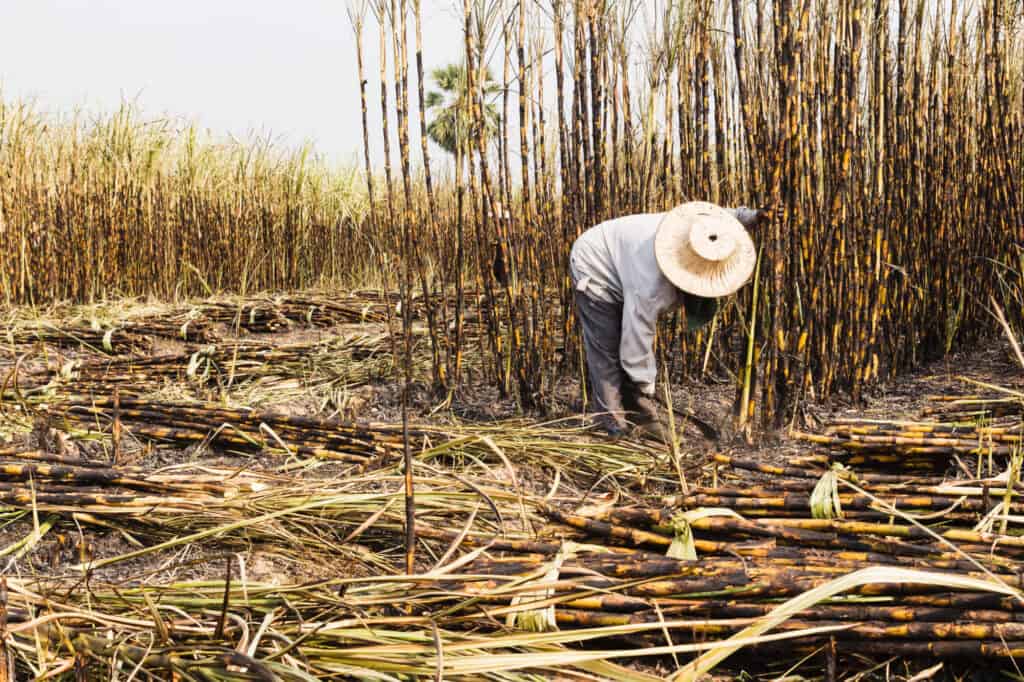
[[671, 567, 1023, 681], [668, 508, 743, 560], [810, 465, 846, 519], [506, 546, 565, 633], [187, 351, 203, 378]]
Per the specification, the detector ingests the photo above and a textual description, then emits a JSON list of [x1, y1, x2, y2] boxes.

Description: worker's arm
[[728, 206, 772, 229], [682, 292, 718, 332], [619, 290, 661, 396]]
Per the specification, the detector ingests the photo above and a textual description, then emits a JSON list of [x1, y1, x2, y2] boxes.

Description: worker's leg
[[574, 291, 628, 433]]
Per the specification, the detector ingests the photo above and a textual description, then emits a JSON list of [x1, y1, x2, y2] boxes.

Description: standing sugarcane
[[388, 0, 418, 576], [349, 1, 402, 368]]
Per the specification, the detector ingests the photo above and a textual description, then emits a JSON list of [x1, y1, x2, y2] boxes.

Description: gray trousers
[[574, 291, 642, 424]]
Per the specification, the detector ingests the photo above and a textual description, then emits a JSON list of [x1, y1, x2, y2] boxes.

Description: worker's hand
[[754, 205, 777, 225]]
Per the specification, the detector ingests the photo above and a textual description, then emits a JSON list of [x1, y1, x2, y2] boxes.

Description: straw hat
[[654, 201, 757, 298]]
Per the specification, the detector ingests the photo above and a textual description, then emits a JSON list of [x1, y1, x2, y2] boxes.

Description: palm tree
[[424, 63, 500, 170]]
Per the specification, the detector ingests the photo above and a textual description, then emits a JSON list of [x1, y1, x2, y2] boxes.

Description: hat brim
[[654, 202, 757, 298]]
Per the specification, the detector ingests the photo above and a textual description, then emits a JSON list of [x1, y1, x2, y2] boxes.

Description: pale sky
[[0, 0, 468, 166]]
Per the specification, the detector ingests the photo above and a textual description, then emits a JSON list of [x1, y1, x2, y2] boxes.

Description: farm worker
[[570, 202, 767, 437]]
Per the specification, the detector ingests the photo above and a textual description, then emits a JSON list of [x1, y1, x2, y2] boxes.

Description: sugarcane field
[[1, 0, 1023, 679]]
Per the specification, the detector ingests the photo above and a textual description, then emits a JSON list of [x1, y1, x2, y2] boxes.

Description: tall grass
[[0, 99, 370, 304]]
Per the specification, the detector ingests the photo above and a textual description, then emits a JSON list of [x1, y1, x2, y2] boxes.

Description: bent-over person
[[570, 202, 767, 437]]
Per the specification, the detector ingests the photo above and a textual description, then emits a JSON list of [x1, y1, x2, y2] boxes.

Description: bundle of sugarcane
[[195, 295, 401, 332], [344, 288, 487, 317], [536, 492, 1024, 568], [532, 462, 1024, 561], [793, 417, 1018, 472], [0, 447, 263, 566], [197, 301, 293, 332], [0, 442, 264, 496], [711, 454, 1021, 526], [335, 543, 1024, 663], [47, 394, 419, 462], [14, 334, 395, 400], [11, 343, 271, 397], [3, 322, 152, 355], [443, 553, 1021, 608], [533, 445, 1024, 565], [271, 294, 388, 325], [121, 312, 221, 343], [0, 465, 238, 512], [821, 419, 1019, 447], [195, 294, 390, 329], [711, 453, 952, 485], [436, 539, 1001, 579], [0, 456, 521, 574], [923, 392, 1024, 421], [674, 474, 1023, 519], [149, 337, 394, 389], [339, 289, 498, 341], [793, 382, 1024, 470]]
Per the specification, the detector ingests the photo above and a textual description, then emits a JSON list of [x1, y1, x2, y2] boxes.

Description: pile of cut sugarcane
[[3, 311, 217, 352], [42, 394, 625, 471], [47, 394, 415, 464], [794, 419, 1019, 471], [791, 384, 1024, 471], [2, 321, 154, 355], [355, 389, 1024, 664], [0, 441, 254, 513], [0, 436, 527, 573], [1, 291, 402, 354], [407, 545, 1024, 661], [9, 334, 395, 399], [192, 290, 493, 332], [3, 384, 1023, 675]]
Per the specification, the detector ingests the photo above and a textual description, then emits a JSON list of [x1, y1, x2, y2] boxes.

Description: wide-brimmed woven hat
[[654, 201, 757, 298]]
